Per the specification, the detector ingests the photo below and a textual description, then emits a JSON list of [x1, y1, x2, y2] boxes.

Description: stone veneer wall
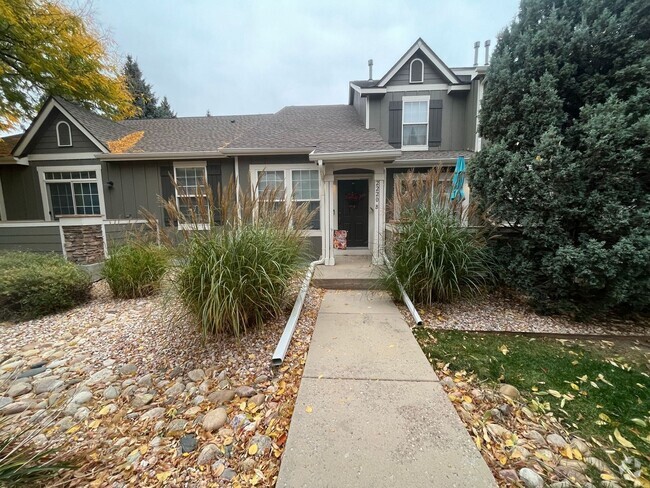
[[62, 225, 105, 264]]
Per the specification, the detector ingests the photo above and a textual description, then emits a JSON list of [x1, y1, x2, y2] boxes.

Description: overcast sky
[[84, 0, 520, 117]]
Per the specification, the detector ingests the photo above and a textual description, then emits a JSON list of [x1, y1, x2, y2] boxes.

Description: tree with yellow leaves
[[0, 0, 135, 131]]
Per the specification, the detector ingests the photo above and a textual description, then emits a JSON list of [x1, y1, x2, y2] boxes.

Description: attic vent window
[[56, 121, 72, 147], [409, 58, 424, 84]]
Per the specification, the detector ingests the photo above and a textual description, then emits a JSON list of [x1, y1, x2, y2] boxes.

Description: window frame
[[37, 165, 106, 221], [56, 121, 73, 147], [250, 164, 322, 235], [409, 58, 424, 84], [173, 161, 209, 230], [401, 95, 430, 151]]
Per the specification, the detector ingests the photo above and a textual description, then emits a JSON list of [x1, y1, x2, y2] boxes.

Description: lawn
[[414, 329, 650, 482]]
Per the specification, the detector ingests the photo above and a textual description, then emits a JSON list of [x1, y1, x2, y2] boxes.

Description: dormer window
[[409, 58, 424, 83], [56, 121, 72, 147]]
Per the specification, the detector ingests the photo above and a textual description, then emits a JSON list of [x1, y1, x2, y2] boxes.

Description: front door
[[337, 179, 369, 247]]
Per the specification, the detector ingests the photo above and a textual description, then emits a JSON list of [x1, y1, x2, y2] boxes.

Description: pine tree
[[469, 0, 650, 315], [123, 56, 175, 119], [156, 96, 176, 118]]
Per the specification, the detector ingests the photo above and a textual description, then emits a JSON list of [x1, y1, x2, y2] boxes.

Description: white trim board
[[36, 164, 106, 221], [55, 121, 72, 147], [409, 58, 424, 83], [28, 153, 100, 161]]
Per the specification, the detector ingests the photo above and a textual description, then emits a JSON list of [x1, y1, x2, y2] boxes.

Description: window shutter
[[206, 163, 222, 224], [160, 165, 174, 226], [429, 99, 442, 147], [388, 101, 402, 148]]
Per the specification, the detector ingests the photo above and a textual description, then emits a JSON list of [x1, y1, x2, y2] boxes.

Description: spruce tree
[[470, 0, 649, 315], [123, 56, 175, 119]]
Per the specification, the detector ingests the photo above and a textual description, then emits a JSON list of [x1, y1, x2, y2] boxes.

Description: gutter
[[271, 258, 324, 367], [382, 252, 423, 326], [220, 147, 314, 156], [308, 149, 402, 162], [98, 151, 227, 161]]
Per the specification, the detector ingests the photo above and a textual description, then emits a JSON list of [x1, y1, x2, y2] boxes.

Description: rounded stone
[[248, 393, 265, 407], [203, 408, 227, 432], [72, 391, 93, 405], [166, 418, 188, 437], [547, 433, 568, 449], [140, 407, 166, 421], [74, 406, 90, 420], [498, 384, 520, 400], [0, 401, 29, 415], [197, 443, 220, 465], [103, 386, 120, 399], [233, 385, 256, 398], [118, 364, 137, 376], [7, 382, 32, 398], [519, 468, 545, 488], [188, 369, 205, 382], [208, 390, 235, 405], [131, 393, 154, 408], [179, 433, 198, 453]]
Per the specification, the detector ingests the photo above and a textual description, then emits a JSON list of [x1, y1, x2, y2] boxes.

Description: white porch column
[[372, 168, 386, 265], [323, 173, 335, 266]]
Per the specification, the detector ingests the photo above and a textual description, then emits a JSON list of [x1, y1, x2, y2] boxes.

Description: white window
[[251, 165, 321, 232], [173, 162, 209, 229], [393, 171, 452, 220], [409, 58, 424, 83], [38, 165, 105, 220], [402, 96, 429, 150], [56, 121, 72, 147]]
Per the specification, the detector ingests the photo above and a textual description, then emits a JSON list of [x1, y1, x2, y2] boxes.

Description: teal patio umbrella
[[450, 155, 466, 201]]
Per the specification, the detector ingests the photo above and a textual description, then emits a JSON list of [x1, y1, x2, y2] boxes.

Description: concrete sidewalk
[[277, 290, 497, 488]]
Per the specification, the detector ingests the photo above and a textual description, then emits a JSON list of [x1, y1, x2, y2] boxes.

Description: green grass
[[414, 329, 650, 462]]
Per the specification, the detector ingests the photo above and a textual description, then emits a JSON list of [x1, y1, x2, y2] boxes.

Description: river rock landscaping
[[0, 282, 323, 487]]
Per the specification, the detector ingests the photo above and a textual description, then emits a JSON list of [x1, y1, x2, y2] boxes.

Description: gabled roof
[[13, 96, 131, 156], [377, 38, 460, 87]]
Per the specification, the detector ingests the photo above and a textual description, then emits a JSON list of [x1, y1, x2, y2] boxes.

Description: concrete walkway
[[277, 290, 497, 487]]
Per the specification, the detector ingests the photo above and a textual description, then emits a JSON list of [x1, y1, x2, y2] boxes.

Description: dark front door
[[337, 179, 369, 247]]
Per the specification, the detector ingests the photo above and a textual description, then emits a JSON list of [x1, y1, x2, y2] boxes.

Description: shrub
[[154, 177, 312, 337], [383, 170, 493, 305], [0, 252, 91, 321], [102, 243, 168, 298], [469, 0, 650, 315]]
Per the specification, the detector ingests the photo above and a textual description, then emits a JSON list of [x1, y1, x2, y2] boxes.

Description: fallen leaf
[[614, 428, 635, 449], [248, 444, 259, 455], [156, 471, 171, 482], [305, 406, 313, 413]]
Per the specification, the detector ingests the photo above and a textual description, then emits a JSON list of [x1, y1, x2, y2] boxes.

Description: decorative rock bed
[[0, 282, 323, 486]]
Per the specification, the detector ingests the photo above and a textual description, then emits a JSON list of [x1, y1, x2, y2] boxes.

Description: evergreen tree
[[123, 55, 175, 119], [156, 96, 176, 118], [470, 0, 650, 315]]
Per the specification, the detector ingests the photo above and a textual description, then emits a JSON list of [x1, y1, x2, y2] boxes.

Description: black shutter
[[388, 101, 402, 148], [429, 99, 442, 147], [160, 165, 174, 227], [206, 163, 222, 225]]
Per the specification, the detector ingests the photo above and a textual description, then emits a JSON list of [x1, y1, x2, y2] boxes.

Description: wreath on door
[[345, 191, 364, 208]]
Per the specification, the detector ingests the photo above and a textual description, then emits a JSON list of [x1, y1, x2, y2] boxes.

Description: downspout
[[234, 156, 241, 220], [382, 252, 423, 325], [271, 258, 324, 367]]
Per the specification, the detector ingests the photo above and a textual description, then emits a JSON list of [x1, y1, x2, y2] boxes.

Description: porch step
[[312, 256, 384, 290]]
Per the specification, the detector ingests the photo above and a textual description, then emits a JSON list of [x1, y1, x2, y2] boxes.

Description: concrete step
[[312, 256, 385, 290]]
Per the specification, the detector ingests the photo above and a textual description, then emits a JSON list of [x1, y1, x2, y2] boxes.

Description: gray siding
[[352, 90, 367, 126], [377, 90, 468, 150], [0, 165, 43, 220], [0, 225, 63, 253], [105, 222, 150, 249], [386, 51, 447, 86], [26, 109, 102, 154]]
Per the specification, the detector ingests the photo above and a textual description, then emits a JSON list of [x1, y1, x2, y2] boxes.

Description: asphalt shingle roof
[[350, 80, 380, 88], [227, 105, 394, 154], [121, 114, 272, 153]]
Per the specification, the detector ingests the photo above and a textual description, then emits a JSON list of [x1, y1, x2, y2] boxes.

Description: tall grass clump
[[0, 416, 75, 486], [383, 169, 493, 305], [145, 176, 312, 338], [0, 252, 91, 321], [102, 242, 168, 298]]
